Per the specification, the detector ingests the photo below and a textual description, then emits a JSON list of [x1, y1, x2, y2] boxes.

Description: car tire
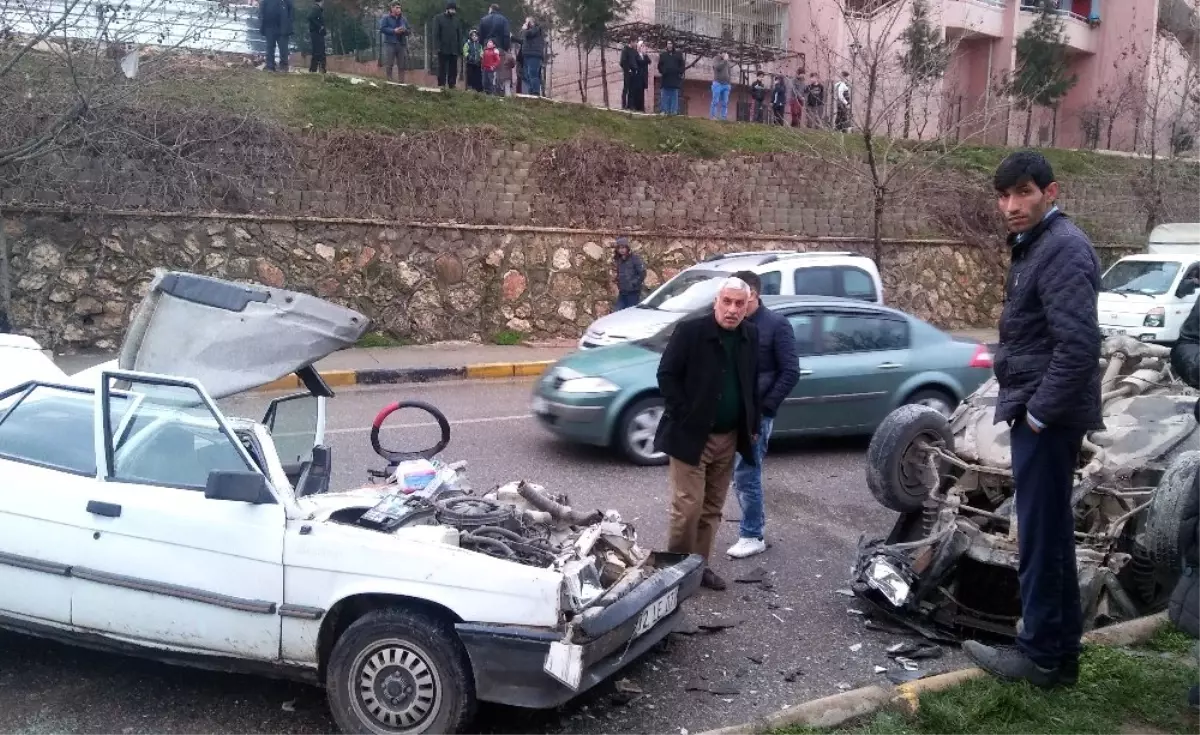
[[1143, 451, 1200, 573], [326, 608, 476, 735], [866, 404, 954, 514], [902, 387, 958, 418], [617, 396, 668, 466]]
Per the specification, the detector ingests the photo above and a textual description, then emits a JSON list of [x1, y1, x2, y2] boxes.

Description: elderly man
[[655, 277, 761, 591], [612, 237, 645, 310]]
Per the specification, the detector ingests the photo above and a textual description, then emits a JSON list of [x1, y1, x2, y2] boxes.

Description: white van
[[1098, 223, 1200, 344], [579, 250, 883, 349]]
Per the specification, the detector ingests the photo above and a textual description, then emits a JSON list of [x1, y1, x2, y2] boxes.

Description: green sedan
[[530, 296, 995, 465]]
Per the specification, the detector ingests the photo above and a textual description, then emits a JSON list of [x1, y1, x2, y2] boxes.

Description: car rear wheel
[[617, 396, 668, 466], [902, 387, 957, 417], [866, 404, 954, 513], [1143, 451, 1200, 573], [326, 608, 476, 734]]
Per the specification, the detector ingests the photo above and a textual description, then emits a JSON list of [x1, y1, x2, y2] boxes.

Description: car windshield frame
[[1101, 260, 1182, 296], [639, 269, 728, 313]]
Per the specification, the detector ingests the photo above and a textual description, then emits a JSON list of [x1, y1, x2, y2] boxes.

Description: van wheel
[[617, 396, 668, 466], [326, 608, 476, 734]]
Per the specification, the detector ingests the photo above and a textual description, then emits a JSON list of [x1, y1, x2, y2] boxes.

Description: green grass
[[159, 68, 1158, 169], [1142, 627, 1198, 657], [491, 329, 523, 345], [355, 331, 410, 348], [775, 644, 1199, 735]]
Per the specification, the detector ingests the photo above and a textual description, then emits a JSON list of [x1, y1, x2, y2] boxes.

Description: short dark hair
[[993, 150, 1055, 192], [733, 270, 761, 294]]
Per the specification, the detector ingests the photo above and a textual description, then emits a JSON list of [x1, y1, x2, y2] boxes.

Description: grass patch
[[491, 329, 524, 345], [1143, 627, 1198, 657], [776, 644, 1198, 735], [355, 331, 410, 348]]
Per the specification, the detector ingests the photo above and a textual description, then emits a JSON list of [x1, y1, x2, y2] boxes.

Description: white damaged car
[[0, 270, 703, 734]]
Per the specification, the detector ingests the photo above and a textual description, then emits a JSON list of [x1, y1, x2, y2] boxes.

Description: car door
[[70, 370, 286, 660], [261, 392, 326, 487], [772, 309, 823, 434], [0, 382, 104, 626]]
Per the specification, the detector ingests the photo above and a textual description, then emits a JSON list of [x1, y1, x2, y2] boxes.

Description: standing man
[[520, 16, 545, 96], [788, 67, 804, 127], [478, 3, 510, 52], [433, 0, 464, 89], [657, 40, 684, 115], [962, 151, 1103, 689], [803, 72, 824, 128], [379, 3, 410, 83], [307, 0, 326, 74], [620, 40, 638, 110], [656, 278, 761, 591], [834, 71, 852, 131], [612, 237, 645, 311], [258, 0, 294, 73], [1168, 297, 1198, 711], [710, 51, 732, 121], [726, 271, 798, 560]]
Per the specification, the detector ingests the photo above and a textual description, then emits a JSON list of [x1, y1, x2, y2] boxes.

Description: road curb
[[252, 361, 555, 393], [696, 612, 1171, 735]]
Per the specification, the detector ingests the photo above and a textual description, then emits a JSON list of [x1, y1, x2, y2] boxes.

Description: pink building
[[546, 0, 1198, 154]]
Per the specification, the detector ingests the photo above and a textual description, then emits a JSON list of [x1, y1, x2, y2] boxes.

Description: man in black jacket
[[478, 4, 510, 51], [725, 271, 798, 560], [1168, 297, 1199, 710], [619, 40, 637, 110], [258, 0, 294, 72], [657, 41, 684, 115], [307, 0, 326, 74], [963, 151, 1103, 689], [433, 0, 464, 88], [519, 16, 545, 96], [656, 277, 760, 591]]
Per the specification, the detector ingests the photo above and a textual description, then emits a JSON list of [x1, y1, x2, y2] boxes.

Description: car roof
[[688, 250, 876, 273], [758, 294, 915, 320]]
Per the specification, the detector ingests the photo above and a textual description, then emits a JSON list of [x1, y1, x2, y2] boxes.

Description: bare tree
[[0, 0, 232, 327]]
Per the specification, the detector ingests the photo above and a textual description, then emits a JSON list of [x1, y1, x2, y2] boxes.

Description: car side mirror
[[205, 471, 276, 504]]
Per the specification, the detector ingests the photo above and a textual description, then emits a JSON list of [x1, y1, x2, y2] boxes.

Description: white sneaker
[[727, 537, 767, 559]]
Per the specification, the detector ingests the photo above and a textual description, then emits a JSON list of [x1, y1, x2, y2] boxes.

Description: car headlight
[[1144, 307, 1165, 328], [559, 376, 620, 394]]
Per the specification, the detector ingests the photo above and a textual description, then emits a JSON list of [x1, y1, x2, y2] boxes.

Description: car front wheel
[[617, 396, 668, 466], [326, 608, 476, 735], [866, 404, 954, 513]]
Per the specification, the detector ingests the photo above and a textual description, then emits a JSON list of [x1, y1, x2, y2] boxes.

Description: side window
[[839, 267, 878, 301], [787, 314, 818, 356], [0, 385, 117, 475], [820, 314, 909, 354], [793, 267, 837, 296], [758, 270, 782, 296], [104, 378, 254, 491]]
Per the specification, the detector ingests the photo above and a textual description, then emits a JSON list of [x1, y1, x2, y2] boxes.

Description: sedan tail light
[[968, 344, 993, 369]]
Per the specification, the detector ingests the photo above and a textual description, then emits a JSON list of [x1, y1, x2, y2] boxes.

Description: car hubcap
[[628, 405, 665, 460], [352, 640, 442, 733], [915, 396, 953, 416]]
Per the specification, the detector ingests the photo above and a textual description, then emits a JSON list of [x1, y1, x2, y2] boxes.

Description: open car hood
[[118, 270, 370, 399]]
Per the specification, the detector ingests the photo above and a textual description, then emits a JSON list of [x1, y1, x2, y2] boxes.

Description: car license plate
[[1102, 327, 1126, 337], [531, 396, 549, 414], [633, 587, 678, 638]]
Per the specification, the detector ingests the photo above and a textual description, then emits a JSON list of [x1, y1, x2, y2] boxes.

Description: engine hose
[[516, 481, 603, 526], [370, 400, 451, 463], [461, 535, 516, 558]]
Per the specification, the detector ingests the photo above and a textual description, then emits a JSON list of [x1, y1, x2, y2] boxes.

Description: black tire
[[902, 387, 958, 418], [326, 608, 476, 735], [866, 404, 954, 513], [616, 396, 668, 466], [1143, 451, 1200, 572]]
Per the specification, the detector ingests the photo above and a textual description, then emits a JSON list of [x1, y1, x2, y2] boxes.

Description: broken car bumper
[[454, 551, 703, 709]]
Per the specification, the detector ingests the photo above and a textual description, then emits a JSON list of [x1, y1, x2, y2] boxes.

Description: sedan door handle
[[877, 362, 902, 370], [799, 369, 814, 376], [86, 500, 122, 518]]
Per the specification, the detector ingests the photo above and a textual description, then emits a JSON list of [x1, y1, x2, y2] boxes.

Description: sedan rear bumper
[[455, 552, 703, 709]]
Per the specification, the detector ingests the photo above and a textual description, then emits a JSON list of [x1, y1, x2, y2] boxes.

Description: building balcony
[[944, 0, 1007, 39], [1017, 1, 1099, 54]]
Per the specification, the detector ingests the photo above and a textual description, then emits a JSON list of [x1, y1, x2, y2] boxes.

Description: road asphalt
[[0, 378, 971, 735]]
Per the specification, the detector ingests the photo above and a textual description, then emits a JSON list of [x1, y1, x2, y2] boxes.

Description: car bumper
[[454, 551, 704, 709], [530, 393, 612, 446], [1099, 324, 1172, 343]]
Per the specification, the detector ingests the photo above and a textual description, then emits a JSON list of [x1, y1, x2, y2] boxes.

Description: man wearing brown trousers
[[655, 277, 761, 591]]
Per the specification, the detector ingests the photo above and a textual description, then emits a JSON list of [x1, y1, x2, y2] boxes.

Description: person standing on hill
[[612, 237, 646, 311], [620, 40, 638, 110], [463, 28, 484, 92], [433, 0, 465, 88], [657, 40, 685, 115], [379, 3, 410, 82], [629, 41, 650, 112], [519, 16, 546, 96], [258, 0, 294, 73], [307, 0, 326, 74], [478, 3, 510, 52], [710, 51, 732, 121]]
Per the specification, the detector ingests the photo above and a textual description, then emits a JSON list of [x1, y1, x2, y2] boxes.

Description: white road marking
[[324, 413, 533, 435]]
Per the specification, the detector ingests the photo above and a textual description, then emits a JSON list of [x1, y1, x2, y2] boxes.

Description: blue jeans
[[614, 290, 641, 310], [660, 87, 679, 115], [523, 55, 542, 96], [733, 416, 774, 540], [710, 81, 730, 119]]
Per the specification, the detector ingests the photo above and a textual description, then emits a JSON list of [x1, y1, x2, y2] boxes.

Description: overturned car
[[854, 335, 1199, 642], [0, 270, 702, 734]]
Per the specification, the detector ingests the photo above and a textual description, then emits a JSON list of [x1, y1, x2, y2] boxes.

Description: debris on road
[[782, 667, 804, 682], [836, 682, 852, 691], [847, 607, 865, 615], [873, 665, 887, 674], [746, 654, 764, 665], [894, 657, 919, 671], [734, 566, 768, 584], [770, 613, 786, 623], [281, 700, 296, 713], [886, 642, 944, 660], [836, 588, 855, 597], [697, 619, 742, 632], [614, 679, 642, 695], [886, 668, 926, 684], [849, 643, 863, 652]]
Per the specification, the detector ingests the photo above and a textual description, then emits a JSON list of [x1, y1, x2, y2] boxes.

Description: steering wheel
[[369, 400, 451, 465]]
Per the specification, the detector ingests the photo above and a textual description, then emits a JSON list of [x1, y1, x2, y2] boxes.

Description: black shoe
[[963, 640, 1061, 689], [1058, 653, 1079, 686], [701, 568, 727, 591]]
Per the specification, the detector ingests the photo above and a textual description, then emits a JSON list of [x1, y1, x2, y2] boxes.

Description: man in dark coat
[[657, 40, 684, 115], [963, 151, 1103, 689], [655, 277, 761, 591], [478, 3, 510, 51], [307, 0, 326, 73], [619, 40, 637, 110], [258, 0, 294, 72], [379, 3, 411, 82], [433, 0, 464, 88], [519, 16, 545, 96], [612, 237, 645, 310], [1168, 297, 1199, 710], [725, 271, 798, 560]]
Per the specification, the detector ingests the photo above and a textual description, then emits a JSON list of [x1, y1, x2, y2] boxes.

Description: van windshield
[[1102, 260, 1181, 296], [640, 270, 726, 312]]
